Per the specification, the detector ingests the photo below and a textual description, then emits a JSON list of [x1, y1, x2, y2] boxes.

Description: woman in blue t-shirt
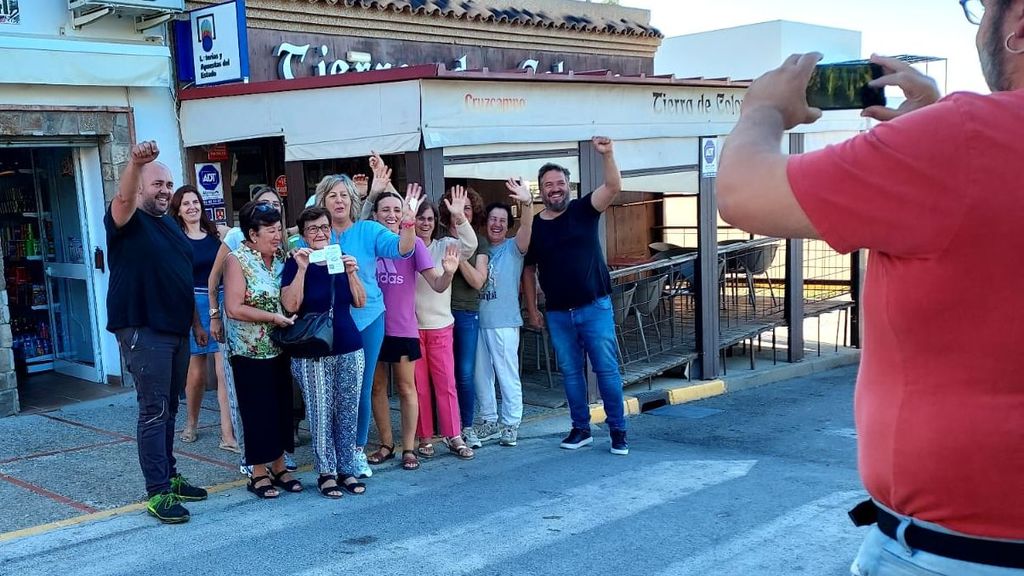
[[170, 185, 237, 452], [281, 206, 367, 498]]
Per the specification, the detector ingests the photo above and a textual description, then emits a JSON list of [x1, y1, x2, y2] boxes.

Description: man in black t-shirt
[[105, 141, 208, 523], [523, 137, 629, 455]]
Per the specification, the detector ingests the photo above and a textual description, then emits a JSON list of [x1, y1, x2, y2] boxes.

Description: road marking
[[296, 459, 757, 576], [655, 490, 865, 575]]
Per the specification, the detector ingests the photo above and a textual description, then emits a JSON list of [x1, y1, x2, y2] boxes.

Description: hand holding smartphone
[[806, 62, 886, 111]]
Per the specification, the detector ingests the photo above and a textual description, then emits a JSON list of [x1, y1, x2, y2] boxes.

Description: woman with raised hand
[[367, 188, 466, 472], [439, 186, 492, 449], [169, 185, 236, 452], [281, 206, 367, 498], [474, 178, 535, 448], [412, 187, 480, 461], [223, 201, 301, 499], [312, 172, 418, 479]]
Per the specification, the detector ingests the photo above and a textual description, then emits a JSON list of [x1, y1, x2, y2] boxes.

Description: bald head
[[139, 161, 174, 216]]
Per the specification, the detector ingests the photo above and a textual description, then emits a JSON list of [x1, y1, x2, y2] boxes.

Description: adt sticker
[[194, 163, 225, 207], [198, 164, 220, 191], [701, 138, 719, 178]]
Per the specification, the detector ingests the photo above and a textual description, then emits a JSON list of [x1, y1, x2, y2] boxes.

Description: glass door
[[37, 149, 102, 382]]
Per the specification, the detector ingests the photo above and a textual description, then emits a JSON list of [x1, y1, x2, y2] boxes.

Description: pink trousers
[[414, 324, 462, 439]]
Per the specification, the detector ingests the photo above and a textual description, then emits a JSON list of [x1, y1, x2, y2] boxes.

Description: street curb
[[589, 379, 726, 424]]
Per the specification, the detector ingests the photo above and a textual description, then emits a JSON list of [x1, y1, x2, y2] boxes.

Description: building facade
[[0, 0, 183, 415]]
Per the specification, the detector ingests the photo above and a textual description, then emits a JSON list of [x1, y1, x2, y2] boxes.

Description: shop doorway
[[1, 146, 105, 400]]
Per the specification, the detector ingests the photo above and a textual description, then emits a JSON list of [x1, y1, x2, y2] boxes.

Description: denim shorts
[[190, 289, 220, 356]]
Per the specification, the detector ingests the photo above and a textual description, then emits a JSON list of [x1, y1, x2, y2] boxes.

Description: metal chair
[[611, 283, 636, 365], [632, 274, 669, 359], [519, 326, 554, 389]]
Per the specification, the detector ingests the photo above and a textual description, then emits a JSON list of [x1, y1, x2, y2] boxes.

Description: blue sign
[[198, 164, 220, 191], [174, 0, 249, 86], [703, 139, 717, 164]]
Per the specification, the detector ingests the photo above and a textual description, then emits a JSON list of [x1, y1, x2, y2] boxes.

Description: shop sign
[[0, 0, 19, 25], [274, 174, 287, 197], [195, 163, 227, 223], [175, 0, 249, 86], [207, 143, 229, 161], [273, 42, 567, 81]]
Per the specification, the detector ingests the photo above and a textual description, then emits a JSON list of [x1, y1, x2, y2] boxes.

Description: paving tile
[[0, 479, 80, 534], [0, 415, 111, 462]]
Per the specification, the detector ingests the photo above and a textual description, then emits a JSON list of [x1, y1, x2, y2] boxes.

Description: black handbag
[[271, 280, 334, 359]]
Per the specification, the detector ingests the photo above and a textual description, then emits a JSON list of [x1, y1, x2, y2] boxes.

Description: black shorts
[[378, 335, 421, 363]]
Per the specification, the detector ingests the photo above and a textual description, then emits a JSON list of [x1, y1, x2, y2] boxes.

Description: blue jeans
[[545, 295, 626, 431], [452, 310, 479, 428], [356, 312, 385, 447]]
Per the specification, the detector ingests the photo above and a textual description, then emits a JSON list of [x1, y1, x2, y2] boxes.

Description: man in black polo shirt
[[105, 140, 208, 523], [523, 136, 628, 455]]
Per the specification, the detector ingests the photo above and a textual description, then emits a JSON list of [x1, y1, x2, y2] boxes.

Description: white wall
[[10, 0, 167, 42], [655, 20, 862, 81]]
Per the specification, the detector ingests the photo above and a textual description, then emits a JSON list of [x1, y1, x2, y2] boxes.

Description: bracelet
[[401, 220, 416, 229]]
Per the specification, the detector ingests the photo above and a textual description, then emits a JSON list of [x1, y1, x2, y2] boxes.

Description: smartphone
[[806, 62, 886, 110]]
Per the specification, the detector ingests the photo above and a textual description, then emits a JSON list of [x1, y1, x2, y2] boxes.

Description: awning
[[0, 36, 171, 87], [180, 81, 423, 161]]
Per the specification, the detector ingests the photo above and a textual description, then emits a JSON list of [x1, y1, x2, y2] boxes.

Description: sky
[[619, 0, 988, 94]]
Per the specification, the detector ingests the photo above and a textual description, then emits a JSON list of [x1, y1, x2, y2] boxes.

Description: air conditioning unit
[[68, 0, 185, 31]]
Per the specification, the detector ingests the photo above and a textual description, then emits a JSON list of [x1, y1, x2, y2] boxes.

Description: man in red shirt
[[718, 0, 1023, 573]]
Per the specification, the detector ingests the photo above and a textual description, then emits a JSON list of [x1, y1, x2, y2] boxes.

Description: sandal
[[218, 440, 241, 454], [317, 475, 343, 499], [338, 474, 366, 495], [179, 427, 197, 443], [270, 468, 303, 493], [367, 444, 395, 465], [401, 450, 420, 471], [247, 475, 279, 499], [446, 438, 475, 460], [416, 442, 435, 459]]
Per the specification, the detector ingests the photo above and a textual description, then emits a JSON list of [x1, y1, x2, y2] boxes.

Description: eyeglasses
[[253, 203, 279, 214], [960, 0, 984, 25], [259, 199, 283, 210], [303, 224, 331, 235]]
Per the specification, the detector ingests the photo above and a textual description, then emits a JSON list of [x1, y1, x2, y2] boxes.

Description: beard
[[542, 194, 568, 213], [980, 6, 1011, 92], [141, 194, 169, 216]]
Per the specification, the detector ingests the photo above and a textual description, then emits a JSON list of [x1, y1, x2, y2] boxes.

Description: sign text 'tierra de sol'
[[274, 42, 569, 80]]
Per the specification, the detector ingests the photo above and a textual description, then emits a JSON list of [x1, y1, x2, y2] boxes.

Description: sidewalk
[[0, 347, 858, 539]]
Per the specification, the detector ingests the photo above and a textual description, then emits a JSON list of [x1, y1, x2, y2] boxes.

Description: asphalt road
[[0, 365, 866, 576]]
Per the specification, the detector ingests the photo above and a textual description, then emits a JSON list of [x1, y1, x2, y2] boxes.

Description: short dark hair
[[416, 198, 442, 240], [238, 200, 282, 243], [485, 202, 514, 225], [296, 206, 329, 234], [439, 186, 485, 230], [371, 191, 403, 213], [538, 163, 570, 184]]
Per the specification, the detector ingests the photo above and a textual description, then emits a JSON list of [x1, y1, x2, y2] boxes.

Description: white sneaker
[[239, 464, 253, 477], [355, 450, 373, 479], [462, 426, 482, 449], [284, 452, 297, 472], [498, 425, 519, 447], [475, 421, 501, 442]]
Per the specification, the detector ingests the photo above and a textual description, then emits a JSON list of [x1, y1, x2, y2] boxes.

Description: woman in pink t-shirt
[[367, 190, 462, 471]]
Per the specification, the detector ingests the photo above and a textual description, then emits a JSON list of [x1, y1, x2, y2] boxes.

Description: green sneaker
[[146, 491, 190, 524], [170, 474, 208, 502]]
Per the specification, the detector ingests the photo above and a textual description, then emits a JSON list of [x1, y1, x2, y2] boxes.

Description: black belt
[[848, 499, 1024, 569]]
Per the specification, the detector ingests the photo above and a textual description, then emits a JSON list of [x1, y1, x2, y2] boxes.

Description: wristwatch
[[209, 308, 221, 319]]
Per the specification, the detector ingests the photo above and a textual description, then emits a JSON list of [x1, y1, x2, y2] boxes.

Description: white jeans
[[473, 327, 524, 427], [852, 523, 1024, 575]]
